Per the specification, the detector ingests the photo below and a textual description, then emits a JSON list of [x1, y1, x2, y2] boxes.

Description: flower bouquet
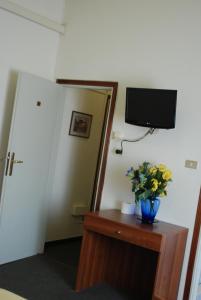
[[126, 162, 172, 223]]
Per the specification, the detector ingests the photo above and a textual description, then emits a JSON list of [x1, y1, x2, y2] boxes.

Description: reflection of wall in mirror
[[46, 87, 107, 241]]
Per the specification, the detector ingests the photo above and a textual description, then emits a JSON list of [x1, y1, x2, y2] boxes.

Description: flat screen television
[[125, 87, 177, 129]]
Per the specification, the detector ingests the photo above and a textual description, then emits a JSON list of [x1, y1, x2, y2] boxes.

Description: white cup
[[121, 202, 135, 215]]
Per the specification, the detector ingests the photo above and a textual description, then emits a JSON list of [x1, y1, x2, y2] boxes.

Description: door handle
[[9, 153, 23, 176], [5, 152, 10, 176], [9, 152, 15, 176], [13, 160, 23, 164]]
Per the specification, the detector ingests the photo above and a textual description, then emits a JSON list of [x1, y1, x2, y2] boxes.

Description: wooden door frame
[[56, 79, 118, 211], [184, 188, 201, 299]]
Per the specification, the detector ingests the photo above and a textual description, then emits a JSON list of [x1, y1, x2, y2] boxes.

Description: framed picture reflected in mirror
[[69, 111, 93, 138]]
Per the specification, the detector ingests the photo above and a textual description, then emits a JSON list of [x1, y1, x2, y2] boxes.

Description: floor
[[0, 238, 132, 300]]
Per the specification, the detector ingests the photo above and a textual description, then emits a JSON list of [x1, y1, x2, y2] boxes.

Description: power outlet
[[112, 131, 124, 140], [185, 160, 198, 169]]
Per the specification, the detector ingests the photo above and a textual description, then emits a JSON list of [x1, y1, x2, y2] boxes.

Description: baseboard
[[45, 236, 82, 246]]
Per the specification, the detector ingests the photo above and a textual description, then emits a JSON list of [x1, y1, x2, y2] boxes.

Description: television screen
[[125, 88, 177, 129]]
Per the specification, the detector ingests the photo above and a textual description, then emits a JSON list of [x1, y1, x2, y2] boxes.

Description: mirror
[[46, 79, 118, 241]]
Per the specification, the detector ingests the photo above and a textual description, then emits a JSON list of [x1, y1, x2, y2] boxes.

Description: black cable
[[115, 128, 155, 154]]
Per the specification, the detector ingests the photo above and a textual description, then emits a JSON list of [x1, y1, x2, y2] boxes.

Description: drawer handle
[[115, 230, 121, 235]]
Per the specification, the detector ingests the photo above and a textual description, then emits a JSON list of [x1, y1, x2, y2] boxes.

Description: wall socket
[[112, 131, 124, 140], [185, 160, 198, 169]]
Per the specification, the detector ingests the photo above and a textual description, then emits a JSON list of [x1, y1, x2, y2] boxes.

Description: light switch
[[185, 160, 198, 169]]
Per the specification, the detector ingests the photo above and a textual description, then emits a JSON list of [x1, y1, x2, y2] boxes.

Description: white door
[[0, 72, 65, 264]]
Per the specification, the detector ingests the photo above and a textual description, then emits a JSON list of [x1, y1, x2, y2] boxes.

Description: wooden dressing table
[[76, 209, 188, 300]]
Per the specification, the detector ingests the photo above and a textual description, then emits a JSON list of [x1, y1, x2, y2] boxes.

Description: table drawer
[[84, 215, 162, 252]]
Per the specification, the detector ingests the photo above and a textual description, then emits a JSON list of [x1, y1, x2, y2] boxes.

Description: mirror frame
[[56, 79, 118, 211], [184, 188, 201, 299]]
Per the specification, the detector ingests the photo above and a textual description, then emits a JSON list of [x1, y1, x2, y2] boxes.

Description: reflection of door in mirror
[[46, 86, 111, 241]]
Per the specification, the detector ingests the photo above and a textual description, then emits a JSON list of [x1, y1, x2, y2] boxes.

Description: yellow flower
[[149, 167, 157, 175], [162, 170, 172, 181], [151, 179, 158, 192], [158, 164, 167, 172], [160, 192, 166, 197]]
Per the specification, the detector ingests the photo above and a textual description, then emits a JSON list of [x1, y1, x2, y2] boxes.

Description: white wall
[[9, 0, 65, 23], [46, 87, 107, 241], [55, 1, 201, 299], [0, 0, 65, 186]]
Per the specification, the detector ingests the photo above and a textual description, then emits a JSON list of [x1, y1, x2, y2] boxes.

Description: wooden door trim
[[183, 188, 201, 299], [90, 94, 110, 211], [56, 79, 118, 211], [57, 79, 118, 88]]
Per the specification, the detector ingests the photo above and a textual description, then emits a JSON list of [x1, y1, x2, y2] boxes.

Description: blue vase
[[141, 198, 160, 224]]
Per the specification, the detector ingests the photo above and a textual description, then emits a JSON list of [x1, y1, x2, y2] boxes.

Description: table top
[[85, 209, 188, 236]]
